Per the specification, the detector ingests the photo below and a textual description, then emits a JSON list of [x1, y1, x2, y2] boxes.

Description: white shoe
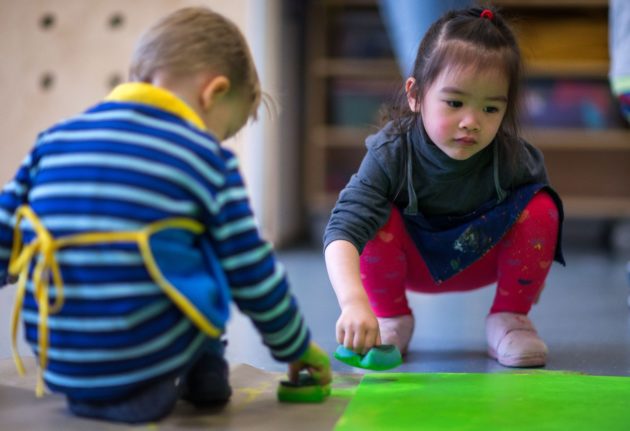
[[486, 312, 547, 367], [377, 314, 415, 355]]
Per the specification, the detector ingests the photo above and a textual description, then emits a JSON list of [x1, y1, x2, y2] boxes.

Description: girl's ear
[[405, 77, 420, 112], [200, 75, 231, 110]]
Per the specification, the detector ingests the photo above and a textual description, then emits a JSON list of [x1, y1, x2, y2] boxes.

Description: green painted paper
[[335, 372, 630, 430]]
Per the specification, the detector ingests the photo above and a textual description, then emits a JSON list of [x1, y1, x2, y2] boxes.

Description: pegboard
[[0, 0, 301, 245], [0, 0, 254, 184]]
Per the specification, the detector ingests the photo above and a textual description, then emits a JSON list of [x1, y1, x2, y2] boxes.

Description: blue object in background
[[378, 0, 471, 76]]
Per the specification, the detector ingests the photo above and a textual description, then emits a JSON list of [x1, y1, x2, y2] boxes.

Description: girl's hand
[[288, 341, 332, 385], [324, 240, 379, 354], [336, 301, 381, 355]]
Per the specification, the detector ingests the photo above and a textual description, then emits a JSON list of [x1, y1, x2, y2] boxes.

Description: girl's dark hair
[[384, 6, 523, 165]]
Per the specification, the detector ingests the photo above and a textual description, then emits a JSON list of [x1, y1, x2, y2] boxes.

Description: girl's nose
[[459, 113, 480, 132]]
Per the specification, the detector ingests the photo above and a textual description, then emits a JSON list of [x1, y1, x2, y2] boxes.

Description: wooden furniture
[[303, 0, 630, 240], [500, 0, 630, 219]]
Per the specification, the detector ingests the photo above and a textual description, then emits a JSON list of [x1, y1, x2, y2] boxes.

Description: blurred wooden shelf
[[323, 0, 378, 6], [524, 128, 630, 151], [311, 58, 400, 78], [310, 125, 372, 148], [562, 197, 630, 218], [313, 192, 339, 210], [495, 0, 607, 7], [525, 60, 609, 78]]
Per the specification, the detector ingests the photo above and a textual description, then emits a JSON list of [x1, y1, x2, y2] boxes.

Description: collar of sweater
[[411, 125, 493, 181], [105, 82, 207, 131]]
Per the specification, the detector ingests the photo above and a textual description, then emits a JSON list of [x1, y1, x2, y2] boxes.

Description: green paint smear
[[331, 387, 357, 398], [335, 372, 630, 431]]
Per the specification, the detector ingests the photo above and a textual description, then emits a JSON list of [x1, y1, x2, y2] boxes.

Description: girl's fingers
[[336, 325, 345, 345], [343, 328, 354, 350], [363, 328, 379, 354], [338, 320, 379, 353], [353, 329, 366, 354], [375, 328, 382, 346]]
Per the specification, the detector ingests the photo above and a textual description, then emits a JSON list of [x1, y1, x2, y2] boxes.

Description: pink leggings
[[360, 192, 559, 317]]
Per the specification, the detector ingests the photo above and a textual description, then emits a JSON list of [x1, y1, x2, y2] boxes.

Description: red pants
[[360, 192, 559, 317]]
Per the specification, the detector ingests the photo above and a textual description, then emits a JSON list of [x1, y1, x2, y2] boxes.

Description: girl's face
[[411, 65, 509, 160]]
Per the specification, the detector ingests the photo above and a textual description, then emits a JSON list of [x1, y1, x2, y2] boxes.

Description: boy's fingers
[[317, 368, 332, 385], [289, 362, 302, 383], [309, 362, 332, 385], [309, 367, 322, 381]]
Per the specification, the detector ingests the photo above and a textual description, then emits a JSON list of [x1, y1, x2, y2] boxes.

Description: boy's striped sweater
[[0, 83, 310, 400]]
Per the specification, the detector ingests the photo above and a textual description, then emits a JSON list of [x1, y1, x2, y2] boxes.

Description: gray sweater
[[324, 122, 549, 253]]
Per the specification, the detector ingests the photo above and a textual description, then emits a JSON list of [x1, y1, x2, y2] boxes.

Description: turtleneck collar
[[410, 124, 493, 181]]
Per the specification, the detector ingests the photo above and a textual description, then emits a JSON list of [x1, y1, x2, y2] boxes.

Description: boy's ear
[[200, 75, 231, 110], [405, 77, 420, 112]]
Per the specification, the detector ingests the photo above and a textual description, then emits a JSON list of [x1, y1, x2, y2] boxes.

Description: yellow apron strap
[[8, 205, 220, 397], [10, 269, 29, 376], [9, 206, 55, 397]]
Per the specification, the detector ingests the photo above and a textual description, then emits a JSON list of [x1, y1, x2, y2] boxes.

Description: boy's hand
[[336, 302, 381, 355], [288, 342, 332, 385]]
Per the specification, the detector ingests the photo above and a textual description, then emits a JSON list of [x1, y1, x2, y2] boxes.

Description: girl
[[324, 7, 564, 368], [0, 7, 330, 423]]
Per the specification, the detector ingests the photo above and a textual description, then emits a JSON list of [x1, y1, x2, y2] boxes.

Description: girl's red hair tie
[[480, 9, 494, 20]]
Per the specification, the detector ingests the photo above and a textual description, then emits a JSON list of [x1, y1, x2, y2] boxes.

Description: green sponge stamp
[[277, 372, 331, 403], [334, 344, 402, 371]]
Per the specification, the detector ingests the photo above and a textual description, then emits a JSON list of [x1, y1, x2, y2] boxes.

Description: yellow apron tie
[[9, 205, 222, 397]]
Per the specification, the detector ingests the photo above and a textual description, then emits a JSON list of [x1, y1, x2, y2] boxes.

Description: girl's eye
[[484, 106, 500, 113], [445, 100, 462, 108]]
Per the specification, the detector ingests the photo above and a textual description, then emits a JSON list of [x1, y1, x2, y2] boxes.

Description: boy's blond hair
[[130, 7, 260, 108]]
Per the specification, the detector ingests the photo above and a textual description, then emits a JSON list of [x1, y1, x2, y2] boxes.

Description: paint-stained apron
[[403, 183, 565, 283]]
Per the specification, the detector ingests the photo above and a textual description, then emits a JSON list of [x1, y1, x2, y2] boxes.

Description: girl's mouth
[[455, 137, 476, 145]]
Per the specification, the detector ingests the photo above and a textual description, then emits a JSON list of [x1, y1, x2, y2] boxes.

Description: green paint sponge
[[277, 372, 331, 403], [334, 344, 402, 371]]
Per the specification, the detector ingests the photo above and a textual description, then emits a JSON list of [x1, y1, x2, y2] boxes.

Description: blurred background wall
[[0, 0, 305, 246], [2, 0, 629, 250]]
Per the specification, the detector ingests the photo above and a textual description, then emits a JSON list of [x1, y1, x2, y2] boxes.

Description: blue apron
[[149, 229, 231, 332], [403, 184, 565, 283]]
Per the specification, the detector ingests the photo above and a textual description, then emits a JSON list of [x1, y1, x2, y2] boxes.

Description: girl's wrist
[[340, 295, 370, 310]]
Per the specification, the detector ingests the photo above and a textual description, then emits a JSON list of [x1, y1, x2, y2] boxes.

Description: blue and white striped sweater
[[0, 85, 310, 400]]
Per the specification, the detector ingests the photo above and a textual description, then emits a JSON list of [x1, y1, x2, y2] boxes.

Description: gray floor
[[2, 224, 630, 379]]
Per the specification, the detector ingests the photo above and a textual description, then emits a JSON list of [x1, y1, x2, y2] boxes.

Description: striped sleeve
[[208, 152, 310, 362], [0, 152, 36, 283]]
